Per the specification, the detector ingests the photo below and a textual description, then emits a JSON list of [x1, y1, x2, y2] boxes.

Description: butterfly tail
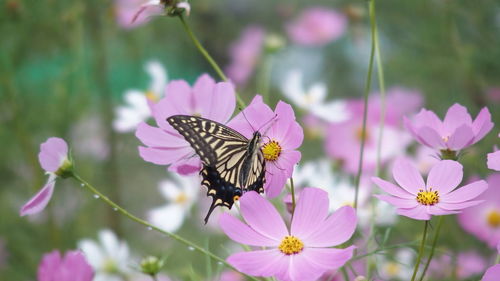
[[204, 200, 218, 224]]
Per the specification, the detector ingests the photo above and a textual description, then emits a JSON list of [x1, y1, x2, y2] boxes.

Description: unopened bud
[[140, 256, 164, 276], [264, 34, 286, 54]]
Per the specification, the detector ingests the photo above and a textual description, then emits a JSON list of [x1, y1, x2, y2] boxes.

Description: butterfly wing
[[167, 115, 266, 223]]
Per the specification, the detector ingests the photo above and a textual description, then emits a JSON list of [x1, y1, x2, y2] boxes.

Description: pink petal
[[219, 213, 279, 247], [371, 177, 415, 199], [192, 74, 216, 103], [427, 205, 460, 216], [288, 247, 355, 281], [487, 151, 500, 171], [138, 146, 194, 165], [153, 80, 192, 130], [39, 137, 68, 172], [135, 122, 189, 148], [204, 82, 236, 123], [228, 96, 274, 139], [403, 116, 420, 140], [168, 157, 201, 175], [277, 150, 301, 178], [57, 251, 94, 281], [303, 206, 357, 247], [392, 158, 425, 194], [20, 179, 56, 216], [446, 125, 475, 150], [240, 191, 288, 240], [411, 109, 444, 134], [416, 127, 446, 148], [227, 249, 287, 278], [482, 264, 500, 281], [267, 101, 304, 150], [396, 206, 431, 220], [472, 107, 493, 143], [291, 188, 330, 239], [38, 250, 62, 281], [264, 165, 288, 199], [437, 200, 484, 210], [426, 160, 463, 195], [443, 103, 472, 132], [374, 194, 418, 209], [441, 180, 488, 203]]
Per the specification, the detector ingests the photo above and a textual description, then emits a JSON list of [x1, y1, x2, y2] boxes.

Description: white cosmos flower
[[378, 249, 414, 280], [147, 173, 199, 232], [280, 69, 348, 123], [78, 229, 132, 281], [113, 60, 168, 132]]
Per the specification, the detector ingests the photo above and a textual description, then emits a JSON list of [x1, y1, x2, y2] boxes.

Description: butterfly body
[[167, 115, 265, 223]]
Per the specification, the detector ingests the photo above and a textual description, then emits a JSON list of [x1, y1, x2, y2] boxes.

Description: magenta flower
[[482, 264, 500, 281], [325, 88, 421, 174], [228, 95, 303, 198], [286, 7, 347, 46], [20, 138, 71, 216], [404, 103, 493, 153], [38, 250, 94, 281], [225, 25, 264, 86], [219, 188, 357, 281], [136, 74, 236, 175], [487, 133, 500, 171], [372, 158, 487, 220], [458, 174, 500, 248]]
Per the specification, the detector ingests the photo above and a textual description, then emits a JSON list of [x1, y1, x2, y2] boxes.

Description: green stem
[[353, 0, 376, 210], [258, 54, 273, 104], [411, 221, 429, 281], [495, 254, 500, 265], [290, 177, 296, 217], [71, 173, 260, 281], [374, 11, 386, 176], [341, 267, 350, 281], [418, 216, 444, 281], [177, 15, 245, 108]]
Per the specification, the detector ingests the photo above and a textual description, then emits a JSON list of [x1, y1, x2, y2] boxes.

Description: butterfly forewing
[[167, 115, 266, 223]]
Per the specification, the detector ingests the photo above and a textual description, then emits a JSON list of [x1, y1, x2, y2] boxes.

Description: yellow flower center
[[102, 258, 119, 273], [262, 140, 282, 161], [442, 135, 450, 143], [145, 91, 158, 102], [384, 262, 401, 277], [355, 127, 370, 142], [175, 193, 188, 204], [487, 210, 500, 228], [416, 188, 439, 206], [278, 236, 304, 255]]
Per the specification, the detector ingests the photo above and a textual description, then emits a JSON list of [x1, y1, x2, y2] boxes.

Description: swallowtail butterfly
[[167, 115, 265, 223]]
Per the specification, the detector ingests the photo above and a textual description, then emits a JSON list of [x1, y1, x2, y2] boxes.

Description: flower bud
[[140, 256, 164, 276]]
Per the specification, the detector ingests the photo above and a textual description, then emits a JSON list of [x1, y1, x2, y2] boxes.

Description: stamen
[[262, 140, 282, 161], [487, 210, 500, 228], [416, 188, 439, 206], [278, 236, 304, 255], [175, 193, 188, 204]]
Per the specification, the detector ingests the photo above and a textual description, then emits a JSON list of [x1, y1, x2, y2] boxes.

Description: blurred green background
[[1, 0, 500, 280]]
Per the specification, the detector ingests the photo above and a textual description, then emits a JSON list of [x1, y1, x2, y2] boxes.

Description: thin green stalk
[[258, 54, 274, 104], [71, 173, 260, 281], [177, 15, 245, 108], [495, 253, 500, 264], [341, 267, 350, 281], [353, 0, 376, 210], [411, 221, 429, 281], [418, 216, 444, 281], [374, 10, 386, 176], [290, 177, 296, 217]]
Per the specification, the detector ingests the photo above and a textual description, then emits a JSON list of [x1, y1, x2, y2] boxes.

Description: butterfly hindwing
[[167, 115, 266, 223]]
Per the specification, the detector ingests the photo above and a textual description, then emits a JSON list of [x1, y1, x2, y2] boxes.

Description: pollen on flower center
[[355, 127, 370, 141], [145, 91, 158, 102], [175, 193, 188, 204], [487, 210, 500, 228], [278, 236, 304, 255], [262, 140, 282, 161], [416, 188, 439, 205], [384, 262, 401, 276]]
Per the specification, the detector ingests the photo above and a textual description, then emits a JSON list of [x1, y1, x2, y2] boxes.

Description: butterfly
[[167, 115, 266, 223]]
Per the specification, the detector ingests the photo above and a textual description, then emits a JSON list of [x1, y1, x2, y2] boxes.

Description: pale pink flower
[[326, 88, 422, 174], [115, 0, 164, 29], [38, 250, 93, 281], [286, 7, 347, 46], [482, 264, 500, 281], [429, 252, 487, 279], [136, 74, 236, 175], [220, 188, 357, 281], [228, 95, 303, 198], [404, 103, 493, 152], [20, 138, 70, 216], [458, 174, 500, 248], [487, 133, 500, 171], [226, 26, 264, 86], [372, 158, 487, 220]]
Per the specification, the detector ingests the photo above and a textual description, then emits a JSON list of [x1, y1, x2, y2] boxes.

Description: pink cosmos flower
[[487, 133, 500, 171], [429, 252, 487, 279], [226, 26, 264, 86], [227, 95, 303, 198], [38, 250, 93, 281], [20, 138, 70, 216], [458, 174, 500, 248], [326, 88, 422, 174], [482, 264, 500, 281], [136, 74, 236, 175], [286, 7, 347, 46], [404, 103, 493, 153], [372, 158, 487, 220], [115, 0, 164, 29], [219, 188, 357, 281]]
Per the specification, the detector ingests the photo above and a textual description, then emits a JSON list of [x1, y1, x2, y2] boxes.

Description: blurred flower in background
[[37, 250, 94, 281], [78, 229, 133, 281], [280, 69, 349, 123], [226, 25, 265, 86], [71, 115, 110, 161], [147, 173, 199, 232], [428, 251, 487, 280], [459, 174, 500, 248], [115, 0, 164, 29], [487, 133, 500, 171], [377, 248, 414, 280], [286, 7, 347, 47], [114, 61, 168, 133]]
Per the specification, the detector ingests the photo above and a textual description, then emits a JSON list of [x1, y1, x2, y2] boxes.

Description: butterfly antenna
[[241, 109, 258, 133], [258, 113, 278, 135], [204, 201, 218, 224]]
